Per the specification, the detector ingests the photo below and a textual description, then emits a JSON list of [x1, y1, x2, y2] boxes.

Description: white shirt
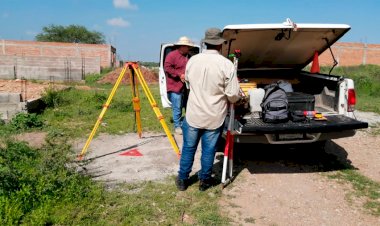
[[185, 49, 240, 129]]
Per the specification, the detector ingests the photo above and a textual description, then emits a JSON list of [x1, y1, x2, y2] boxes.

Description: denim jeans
[[178, 118, 223, 181], [167, 92, 183, 129]]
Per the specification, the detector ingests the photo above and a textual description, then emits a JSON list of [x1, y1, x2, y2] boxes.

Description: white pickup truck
[[159, 19, 368, 146]]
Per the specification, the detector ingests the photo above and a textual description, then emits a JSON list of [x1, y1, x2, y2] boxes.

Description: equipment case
[[286, 92, 315, 111]]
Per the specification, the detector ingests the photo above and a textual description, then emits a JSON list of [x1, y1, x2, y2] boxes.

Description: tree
[[35, 25, 105, 44]]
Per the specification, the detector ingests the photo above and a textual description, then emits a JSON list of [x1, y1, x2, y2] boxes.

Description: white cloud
[[2, 12, 9, 18], [107, 17, 130, 27], [113, 0, 137, 10]]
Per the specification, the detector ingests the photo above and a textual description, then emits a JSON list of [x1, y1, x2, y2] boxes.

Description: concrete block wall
[[0, 92, 26, 121], [0, 39, 116, 81], [0, 55, 100, 81], [1, 40, 116, 68]]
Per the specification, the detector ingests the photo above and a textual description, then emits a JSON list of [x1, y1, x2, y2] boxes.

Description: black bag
[[261, 82, 289, 123], [289, 110, 307, 122]]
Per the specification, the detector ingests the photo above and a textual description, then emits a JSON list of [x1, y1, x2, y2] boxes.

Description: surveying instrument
[[78, 62, 180, 160]]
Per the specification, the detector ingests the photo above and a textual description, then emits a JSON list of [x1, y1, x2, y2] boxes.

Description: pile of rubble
[[98, 66, 158, 85]]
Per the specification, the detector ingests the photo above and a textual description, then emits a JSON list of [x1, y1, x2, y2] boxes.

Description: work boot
[[199, 178, 216, 191], [175, 177, 188, 191]]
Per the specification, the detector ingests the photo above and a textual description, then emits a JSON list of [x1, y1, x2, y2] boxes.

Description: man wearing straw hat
[[175, 28, 240, 191], [164, 36, 194, 135]]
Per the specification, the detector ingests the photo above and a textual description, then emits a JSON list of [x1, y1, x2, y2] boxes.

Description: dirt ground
[[220, 130, 380, 226], [71, 111, 380, 226], [0, 79, 82, 101]]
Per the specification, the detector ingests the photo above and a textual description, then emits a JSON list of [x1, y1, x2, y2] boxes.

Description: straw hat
[[174, 36, 194, 47], [201, 28, 225, 45]]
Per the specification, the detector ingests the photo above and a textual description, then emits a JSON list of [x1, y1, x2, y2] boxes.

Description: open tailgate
[[240, 115, 368, 134]]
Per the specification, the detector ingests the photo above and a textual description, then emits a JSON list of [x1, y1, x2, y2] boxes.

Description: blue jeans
[[178, 118, 223, 181], [167, 92, 183, 129]]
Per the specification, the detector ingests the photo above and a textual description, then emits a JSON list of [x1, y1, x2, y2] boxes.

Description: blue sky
[[1, 0, 379, 62]]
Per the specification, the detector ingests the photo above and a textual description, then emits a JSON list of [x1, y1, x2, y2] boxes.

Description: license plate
[[278, 133, 304, 140]]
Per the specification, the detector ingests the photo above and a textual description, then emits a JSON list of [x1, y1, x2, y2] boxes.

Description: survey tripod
[[78, 62, 181, 160]]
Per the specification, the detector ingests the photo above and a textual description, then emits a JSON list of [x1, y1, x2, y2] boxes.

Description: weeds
[[0, 138, 228, 225], [320, 64, 380, 113], [40, 85, 173, 138], [328, 170, 380, 216], [41, 87, 67, 108], [85, 67, 114, 85], [10, 113, 43, 131]]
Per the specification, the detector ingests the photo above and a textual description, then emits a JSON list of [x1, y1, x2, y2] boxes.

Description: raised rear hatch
[[221, 19, 350, 70]]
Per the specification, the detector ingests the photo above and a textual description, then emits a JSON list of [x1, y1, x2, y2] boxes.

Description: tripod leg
[[79, 65, 128, 160], [129, 63, 181, 158]]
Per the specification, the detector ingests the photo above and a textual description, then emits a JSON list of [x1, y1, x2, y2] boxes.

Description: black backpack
[[261, 82, 289, 123]]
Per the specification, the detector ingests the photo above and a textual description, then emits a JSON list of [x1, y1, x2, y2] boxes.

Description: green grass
[[320, 64, 380, 113], [85, 67, 114, 85], [328, 170, 380, 216], [39, 84, 173, 138]]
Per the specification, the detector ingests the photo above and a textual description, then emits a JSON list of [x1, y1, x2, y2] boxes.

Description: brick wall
[[0, 39, 116, 81], [1, 39, 115, 68], [319, 42, 380, 66]]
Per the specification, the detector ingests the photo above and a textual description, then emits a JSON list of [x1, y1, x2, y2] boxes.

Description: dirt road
[[219, 130, 380, 225]]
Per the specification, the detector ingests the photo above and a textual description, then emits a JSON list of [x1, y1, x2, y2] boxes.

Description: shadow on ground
[[202, 140, 356, 188]]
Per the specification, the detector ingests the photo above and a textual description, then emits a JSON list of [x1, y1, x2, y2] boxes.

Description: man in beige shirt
[[176, 28, 241, 191]]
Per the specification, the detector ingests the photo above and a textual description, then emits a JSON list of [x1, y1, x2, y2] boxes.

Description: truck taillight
[[347, 89, 356, 112]]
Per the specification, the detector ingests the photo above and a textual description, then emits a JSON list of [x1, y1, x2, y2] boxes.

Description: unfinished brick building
[[0, 40, 116, 81]]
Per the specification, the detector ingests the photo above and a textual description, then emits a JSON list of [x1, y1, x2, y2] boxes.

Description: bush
[[0, 140, 104, 225], [10, 113, 43, 130], [41, 87, 65, 108]]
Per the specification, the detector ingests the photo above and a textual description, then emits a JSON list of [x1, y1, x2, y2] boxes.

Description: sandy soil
[[14, 131, 47, 148], [219, 109, 380, 226], [0, 79, 90, 101], [219, 132, 380, 226]]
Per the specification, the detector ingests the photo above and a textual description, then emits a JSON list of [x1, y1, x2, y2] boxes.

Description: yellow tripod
[[78, 62, 181, 160]]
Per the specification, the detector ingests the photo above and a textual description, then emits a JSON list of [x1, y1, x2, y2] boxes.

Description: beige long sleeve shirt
[[185, 49, 240, 129]]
